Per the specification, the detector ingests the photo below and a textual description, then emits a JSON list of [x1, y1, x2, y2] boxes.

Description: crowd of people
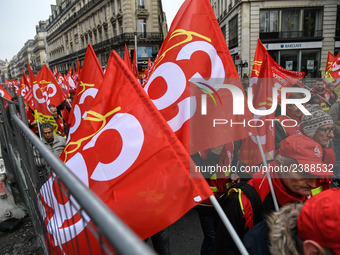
[[192, 79, 340, 255]]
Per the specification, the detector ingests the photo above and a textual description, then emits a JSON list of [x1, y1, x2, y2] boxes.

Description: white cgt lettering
[[144, 40, 224, 132], [40, 113, 144, 244]]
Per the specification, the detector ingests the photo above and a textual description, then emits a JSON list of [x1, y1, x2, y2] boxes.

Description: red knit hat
[[297, 188, 340, 254], [279, 134, 331, 176]]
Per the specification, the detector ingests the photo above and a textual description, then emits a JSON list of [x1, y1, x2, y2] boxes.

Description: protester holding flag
[[214, 135, 332, 255], [191, 142, 240, 255], [311, 79, 332, 112]]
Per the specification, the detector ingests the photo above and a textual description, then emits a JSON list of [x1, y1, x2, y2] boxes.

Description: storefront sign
[[265, 41, 322, 50]]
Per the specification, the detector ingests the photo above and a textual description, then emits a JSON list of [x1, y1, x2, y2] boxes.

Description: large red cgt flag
[[38, 50, 212, 254], [67, 44, 104, 142], [144, 0, 253, 154], [30, 64, 66, 131], [239, 39, 305, 166]]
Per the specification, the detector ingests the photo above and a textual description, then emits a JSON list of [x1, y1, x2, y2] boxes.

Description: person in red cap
[[214, 134, 332, 255], [245, 188, 340, 255]]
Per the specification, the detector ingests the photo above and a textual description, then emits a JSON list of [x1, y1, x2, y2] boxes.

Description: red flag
[[123, 44, 132, 71], [324, 52, 340, 95], [239, 39, 305, 166], [31, 64, 66, 131], [75, 56, 81, 88], [20, 71, 34, 109], [67, 44, 104, 140], [0, 83, 13, 101], [57, 72, 69, 96], [132, 47, 141, 83], [35, 65, 66, 107], [144, 0, 253, 153], [39, 50, 212, 254]]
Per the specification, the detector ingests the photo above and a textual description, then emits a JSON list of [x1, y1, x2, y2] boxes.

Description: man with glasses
[[301, 104, 335, 191]]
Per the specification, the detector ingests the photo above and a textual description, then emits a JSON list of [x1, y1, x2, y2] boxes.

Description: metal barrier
[[0, 96, 156, 255]]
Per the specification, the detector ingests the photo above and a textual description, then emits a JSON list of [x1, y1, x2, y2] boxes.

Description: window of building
[[138, 18, 147, 38], [113, 22, 117, 36], [103, 5, 107, 20], [111, 0, 115, 15], [94, 31, 97, 44], [303, 8, 323, 37], [228, 15, 238, 48], [99, 30, 102, 42], [118, 20, 123, 34], [260, 10, 278, 32], [138, 0, 145, 9], [93, 14, 96, 26], [117, 0, 121, 12], [221, 24, 226, 40], [74, 26, 78, 35], [98, 10, 101, 23], [337, 6, 340, 37], [282, 9, 300, 32]]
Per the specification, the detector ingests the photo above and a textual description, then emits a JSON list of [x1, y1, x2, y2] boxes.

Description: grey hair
[[267, 203, 303, 255], [40, 122, 53, 132]]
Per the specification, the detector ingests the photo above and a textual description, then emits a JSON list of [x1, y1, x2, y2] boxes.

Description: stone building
[[32, 21, 48, 72], [211, 0, 340, 78], [8, 40, 34, 79], [46, 0, 167, 74]]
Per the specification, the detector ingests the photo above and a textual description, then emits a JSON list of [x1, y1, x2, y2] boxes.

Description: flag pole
[[210, 195, 249, 255], [254, 134, 279, 212]]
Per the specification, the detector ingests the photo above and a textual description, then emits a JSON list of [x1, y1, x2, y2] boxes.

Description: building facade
[[212, 0, 340, 78], [8, 39, 34, 79], [32, 21, 48, 72], [46, 0, 167, 73]]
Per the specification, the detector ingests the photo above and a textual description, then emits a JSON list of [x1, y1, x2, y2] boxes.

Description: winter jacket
[[243, 203, 303, 255], [42, 134, 66, 157]]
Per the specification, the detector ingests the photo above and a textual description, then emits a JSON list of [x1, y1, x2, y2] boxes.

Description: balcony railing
[[49, 32, 163, 65], [260, 30, 323, 41]]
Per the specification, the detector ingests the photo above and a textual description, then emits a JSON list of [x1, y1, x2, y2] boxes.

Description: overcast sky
[[0, 0, 185, 62]]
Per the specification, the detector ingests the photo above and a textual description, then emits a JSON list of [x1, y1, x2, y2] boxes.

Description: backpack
[[218, 181, 264, 226]]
